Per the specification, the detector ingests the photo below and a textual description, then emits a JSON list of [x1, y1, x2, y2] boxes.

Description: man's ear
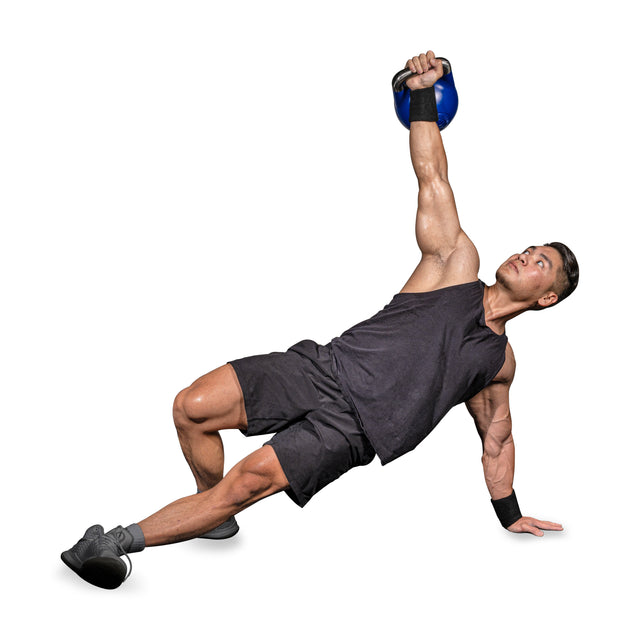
[[537, 290, 559, 308]]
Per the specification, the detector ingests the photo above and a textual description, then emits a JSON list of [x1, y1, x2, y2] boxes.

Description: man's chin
[[495, 268, 509, 287]]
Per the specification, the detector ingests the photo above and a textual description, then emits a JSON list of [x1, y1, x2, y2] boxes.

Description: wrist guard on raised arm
[[491, 490, 522, 529], [409, 87, 438, 122]]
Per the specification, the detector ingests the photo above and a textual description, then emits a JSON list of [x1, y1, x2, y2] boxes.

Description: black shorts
[[228, 339, 376, 507]]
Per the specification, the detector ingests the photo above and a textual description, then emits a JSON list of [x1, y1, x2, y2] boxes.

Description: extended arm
[[466, 345, 564, 536], [409, 121, 462, 257], [401, 52, 478, 293], [405, 53, 461, 257]]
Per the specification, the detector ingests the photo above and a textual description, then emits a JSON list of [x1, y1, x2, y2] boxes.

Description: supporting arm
[[466, 378, 517, 502], [465, 344, 564, 536]]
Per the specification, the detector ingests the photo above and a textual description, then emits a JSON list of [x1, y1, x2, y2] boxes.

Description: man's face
[[496, 245, 563, 307]]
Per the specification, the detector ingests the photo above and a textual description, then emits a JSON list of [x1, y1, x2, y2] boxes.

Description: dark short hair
[[543, 241, 579, 308]]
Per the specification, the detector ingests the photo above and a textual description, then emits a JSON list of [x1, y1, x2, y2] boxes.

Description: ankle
[[107, 523, 146, 553]]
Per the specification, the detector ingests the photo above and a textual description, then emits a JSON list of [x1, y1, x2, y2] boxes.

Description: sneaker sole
[[61, 551, 127, 590], [198, 519, 240, 540]]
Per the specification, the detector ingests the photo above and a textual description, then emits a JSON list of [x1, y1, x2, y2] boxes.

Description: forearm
[[482, 435, 515, 500], [410, 121, 449, 184]]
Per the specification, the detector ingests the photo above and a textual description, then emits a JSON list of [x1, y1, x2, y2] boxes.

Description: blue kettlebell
[[392, 57, 458, 130]]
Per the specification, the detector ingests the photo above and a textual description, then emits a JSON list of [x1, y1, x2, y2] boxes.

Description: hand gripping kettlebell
[[392, 57, 458, 130]]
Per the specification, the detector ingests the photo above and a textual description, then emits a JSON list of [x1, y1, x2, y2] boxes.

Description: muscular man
[[61, 51, 579, 590]]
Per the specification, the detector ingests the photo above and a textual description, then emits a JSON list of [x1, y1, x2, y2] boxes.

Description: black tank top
[[329, 280, 508, 464]]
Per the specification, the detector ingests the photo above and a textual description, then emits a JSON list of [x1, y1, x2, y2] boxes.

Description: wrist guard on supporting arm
[[409, 86, 438, 122], [491, 490, 522, 529]]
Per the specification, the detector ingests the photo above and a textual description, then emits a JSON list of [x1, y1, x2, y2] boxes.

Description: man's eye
[[523, 250, 530, 254], [537, 260, 544, 267]]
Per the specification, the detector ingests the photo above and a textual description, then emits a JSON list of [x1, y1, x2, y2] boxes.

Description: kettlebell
[[392, 57, 458, 131]]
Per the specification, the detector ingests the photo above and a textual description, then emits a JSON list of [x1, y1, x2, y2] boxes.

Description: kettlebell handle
[[392, 57, 452, 92]]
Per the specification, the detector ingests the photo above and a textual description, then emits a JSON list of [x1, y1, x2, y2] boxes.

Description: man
[[61, 51, 579, 590]]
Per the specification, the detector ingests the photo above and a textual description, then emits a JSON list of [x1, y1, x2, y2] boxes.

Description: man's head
[[496, 242, 579, 310]]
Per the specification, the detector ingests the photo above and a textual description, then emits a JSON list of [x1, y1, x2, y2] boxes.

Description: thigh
[[228, 349, 323, 436], [266, 402, 376, 507]]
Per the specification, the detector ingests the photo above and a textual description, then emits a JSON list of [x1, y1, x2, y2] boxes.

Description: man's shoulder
[[491, 341, 516, 386], [400, 231, 480, 293], [466, 342, 514, 413]]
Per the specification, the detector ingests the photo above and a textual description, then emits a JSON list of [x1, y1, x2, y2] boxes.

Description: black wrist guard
[[491, 490, 522, 529], [409, 86, 438, 122]]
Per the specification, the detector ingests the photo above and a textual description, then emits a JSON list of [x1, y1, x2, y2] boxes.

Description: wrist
[[409, 86, 438, 123], [491, 490, 522, 529], [406, 78, 435, 91]]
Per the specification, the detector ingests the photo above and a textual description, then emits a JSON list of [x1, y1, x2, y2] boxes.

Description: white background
[[2, 1, 638, 637]]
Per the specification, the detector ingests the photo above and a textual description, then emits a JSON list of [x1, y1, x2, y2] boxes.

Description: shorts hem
[[263, 443, 309, 508]]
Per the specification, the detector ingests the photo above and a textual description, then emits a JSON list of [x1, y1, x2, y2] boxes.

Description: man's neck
[[482, 283, 530, 334]]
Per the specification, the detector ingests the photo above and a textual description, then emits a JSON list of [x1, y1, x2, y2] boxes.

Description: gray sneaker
[[198, 516, 240, 540], [61, 524, 131, 589]]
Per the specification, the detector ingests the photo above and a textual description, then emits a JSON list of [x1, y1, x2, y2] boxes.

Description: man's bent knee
[[173, 364, 248, 430], [173, 388, 190, 425], [180, 387, 209, 423]]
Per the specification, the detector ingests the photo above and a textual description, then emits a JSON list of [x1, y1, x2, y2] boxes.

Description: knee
[[173, 386, 206, 430]]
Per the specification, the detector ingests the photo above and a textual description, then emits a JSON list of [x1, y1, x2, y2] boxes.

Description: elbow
[[482, 443, 502, 462], [417, 174, 454, 207], [482, 429, 514, 459], [415, 161, 449, 186]]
